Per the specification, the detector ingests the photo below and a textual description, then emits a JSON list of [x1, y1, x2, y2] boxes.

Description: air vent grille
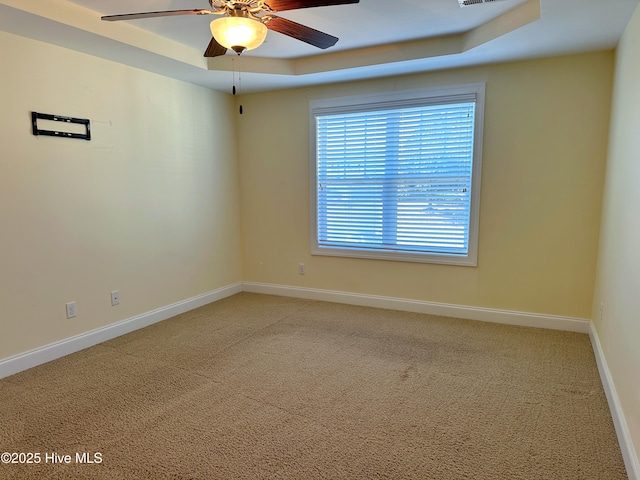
[[458, 0, 506, 7]]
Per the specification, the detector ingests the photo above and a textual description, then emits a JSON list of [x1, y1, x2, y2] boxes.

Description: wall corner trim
[[241, 282, 590, 333], [0, 283, 243, 380], [590, 323, 640, 480]]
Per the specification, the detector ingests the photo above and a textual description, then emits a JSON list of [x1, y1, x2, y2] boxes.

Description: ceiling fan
[[101, 0, 360, 56]]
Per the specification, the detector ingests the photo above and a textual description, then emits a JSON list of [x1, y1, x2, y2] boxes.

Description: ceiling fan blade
[[266, 16, 338, 49], [204, 37, 227, 57], [101, 10, 214, 21], [265, 0, 359, 12]]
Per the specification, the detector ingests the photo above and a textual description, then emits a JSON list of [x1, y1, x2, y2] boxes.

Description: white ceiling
[[0, 0, 638, 93]]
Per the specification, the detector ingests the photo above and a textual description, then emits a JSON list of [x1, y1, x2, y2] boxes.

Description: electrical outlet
[[111, 290, 120, 306], [599, 302, 604, 322], [298, 263, 306, 275], [66, 301, 77, 319]]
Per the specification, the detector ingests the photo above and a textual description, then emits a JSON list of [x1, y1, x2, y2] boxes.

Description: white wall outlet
[[599, 302, 604, 322], [111, 290, 120, 306], [298, 263, 306, 275], [66, 301, 77, 319]]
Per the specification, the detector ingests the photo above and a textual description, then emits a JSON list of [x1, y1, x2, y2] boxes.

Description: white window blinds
[[311, 84, 484, 265]]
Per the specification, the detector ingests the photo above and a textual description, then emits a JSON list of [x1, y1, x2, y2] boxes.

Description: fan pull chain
[[231, 57, 243, 115], [238, 68, 243, 115], [232, 56, 237, 96]]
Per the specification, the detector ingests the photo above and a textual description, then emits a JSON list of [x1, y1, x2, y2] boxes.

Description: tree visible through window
[[310, 84, 485, 266]]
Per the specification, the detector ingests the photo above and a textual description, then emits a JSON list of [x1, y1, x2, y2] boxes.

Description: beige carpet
[[0, 293, 627, 479]]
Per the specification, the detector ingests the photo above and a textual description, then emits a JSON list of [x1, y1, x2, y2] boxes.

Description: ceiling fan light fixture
[[210, 16, 268, 54]]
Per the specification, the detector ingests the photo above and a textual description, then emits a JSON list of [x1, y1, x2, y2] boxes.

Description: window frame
[[309, 83, 485, 266]]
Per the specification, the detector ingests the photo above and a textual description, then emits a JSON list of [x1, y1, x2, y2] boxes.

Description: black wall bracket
[[31, 112, 91, 141]]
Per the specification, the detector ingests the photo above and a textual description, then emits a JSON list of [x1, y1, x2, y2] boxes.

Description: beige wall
[[238, 52, 613, 319], [593, 4, 640, 465], [0, 31, 242, 359]]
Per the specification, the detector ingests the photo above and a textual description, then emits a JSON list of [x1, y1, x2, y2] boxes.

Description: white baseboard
[[590, 323, 640, 480], [3, 280, 634, 477], [242, 282, 591, 333], [0, 281, 590, 381], [0, 283, 242, 380]]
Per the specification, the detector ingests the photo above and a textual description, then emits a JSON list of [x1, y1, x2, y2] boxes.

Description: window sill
[[312, 245, 477, 267]]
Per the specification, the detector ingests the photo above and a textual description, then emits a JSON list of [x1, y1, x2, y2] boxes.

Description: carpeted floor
[[0, 293, 628, 479]]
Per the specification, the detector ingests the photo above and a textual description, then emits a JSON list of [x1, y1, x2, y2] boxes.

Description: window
[[310, 83, 485, 266]]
